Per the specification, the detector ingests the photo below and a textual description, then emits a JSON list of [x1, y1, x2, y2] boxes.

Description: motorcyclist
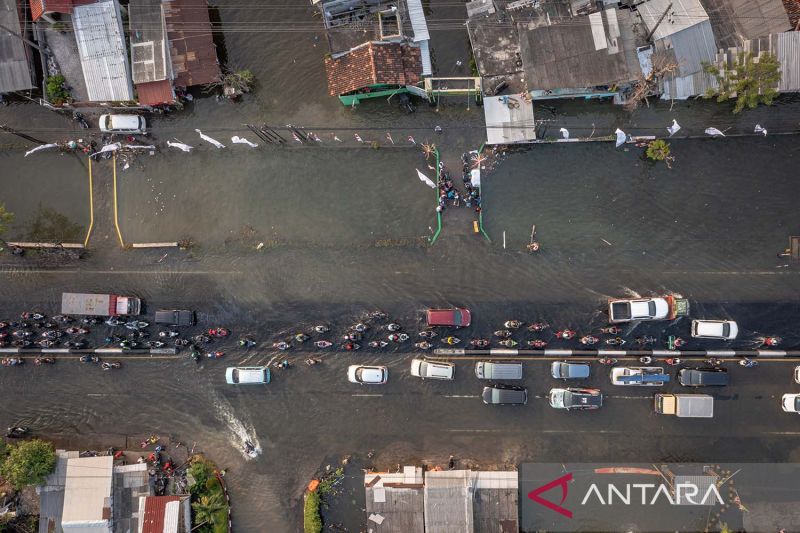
[[443, 336, 460, 345], [504, 320, 522, 329], [353, 323, 369, 333], [527, 339, 548, 348], [273, 342, 290, 351], [415, 341, 432, 350], [470, 339, 490, 348], [315, 340, 333, 349], [387, 323, 402, 332], [494, 329, 512, 338], [527, 322, 549, 332], [314, 325, 330, 333], [498, 339, 517, 347], [556, 329, 576, 340], [294, 333, 310, 343], [206, 351, 224, 359], [238, 338, 257, 348], [579, 335, 599, 345], [419, 330, 437, 339]]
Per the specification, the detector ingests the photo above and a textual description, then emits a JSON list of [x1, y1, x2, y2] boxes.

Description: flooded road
[[0, 0, 800, 530]]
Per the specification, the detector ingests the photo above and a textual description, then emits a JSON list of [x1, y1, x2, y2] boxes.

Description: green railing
[[429, 148, 443, 244], [475, 144, 491, 242]]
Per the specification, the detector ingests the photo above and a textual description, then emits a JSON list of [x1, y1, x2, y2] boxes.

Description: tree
[[303, 491, 322, 533], [0, 439, 56, 489], [0, 204, 13, 237], [624, 53, 678, 111], [704, 52, 781, 113], [46, 75, 71, 105], [191, 493, 226, 530], [646, 140, 674, 169]]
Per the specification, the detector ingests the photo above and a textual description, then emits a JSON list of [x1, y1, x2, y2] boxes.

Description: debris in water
[[667, 119, 681, 137], [195, 129, 225, 148], [559, 127, 569, 139], [704, 127, 725, 137], [231, 136, 259, 148], [754, 124, 767, 136], [601, 238, 613, 246]]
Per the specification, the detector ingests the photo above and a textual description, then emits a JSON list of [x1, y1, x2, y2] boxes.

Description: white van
[[410, 359, 454, 380], [691, 319, 738, 340], [475, 361, 523, 380], [99, 114, 147, 134], [225, 366, 270, 385]]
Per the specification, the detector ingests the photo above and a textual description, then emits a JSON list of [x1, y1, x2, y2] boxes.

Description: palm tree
[[191, 493, 226, 531]]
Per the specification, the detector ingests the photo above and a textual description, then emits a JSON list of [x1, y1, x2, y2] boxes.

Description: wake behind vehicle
[[425, 308, 471, 328], [226, 366, 270, 385], [155, 310, 196, 326], [607, 295, 688, 324], [611, 367, 669, 386]]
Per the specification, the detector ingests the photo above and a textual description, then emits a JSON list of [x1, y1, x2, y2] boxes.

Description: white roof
[[61, 456, 113, 530], [406, 0, 430, 42], [638, 0, 709, 41], [483, 95, 536, 145], [72, 0, 134, 102]]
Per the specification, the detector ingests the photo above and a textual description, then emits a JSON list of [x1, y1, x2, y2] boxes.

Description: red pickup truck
[[426, 308, 471, 328]]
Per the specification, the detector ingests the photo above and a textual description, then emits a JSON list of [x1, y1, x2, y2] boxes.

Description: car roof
[[563, 389, 602, 406], [680, 368, 729, 385], [358, 367, 385, 381], [554, 361, 590, 378]]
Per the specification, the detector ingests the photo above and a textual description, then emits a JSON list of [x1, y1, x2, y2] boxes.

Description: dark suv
[[678, 368, 729, 387], [482, 384, 528, 405], [154, 309, 196, 327]]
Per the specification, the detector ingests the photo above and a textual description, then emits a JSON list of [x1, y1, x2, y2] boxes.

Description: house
[[37, 450, 78, 533], [317, 0, 431, 103], [324, 41, 422, 105], [715, 31, 800, 92], [699, 0, 791, 49], [483, 94, 536, 145], [29, 0, 93, 23], [637, 0, 719, 100], [72, 0, 134, 101], [0, 0, 35, 95], [61, 456, 114, 532], [364, 466, 424, 533], [162, 0, 221, 89], [129, 0, 175, 105], [138, 495, 192, 533]]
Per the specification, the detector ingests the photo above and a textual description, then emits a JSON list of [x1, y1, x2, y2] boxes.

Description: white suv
[[410, 359, 454, 380], [691, 319, 738, 340], [99, 114, 146, 134]]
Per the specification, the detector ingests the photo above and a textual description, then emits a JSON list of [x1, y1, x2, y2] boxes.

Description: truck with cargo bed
[[61, 292, 142, 316], [654, 393, 714, 418], [608, 295, 689, 323]]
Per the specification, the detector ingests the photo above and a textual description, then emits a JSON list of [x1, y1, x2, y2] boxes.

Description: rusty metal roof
[[324, 41, 421, 95]]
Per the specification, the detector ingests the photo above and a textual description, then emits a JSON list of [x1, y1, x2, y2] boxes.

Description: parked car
[[794, 365, 800, 385], [225, 366, 270, 385], [678, 368, 729, 387], [611, 367, 669, 386], [410, 359, 455, 380], [482, 384, 527, 405], [551, 361, 590, 380], [549, 388, 603, 410], [781, 393, 800, 413], [691, 319, 738, 340], [348, 365, 388, 385], [99, 114, 146, 134], [425, 308, 471, 328], [475, 361, 523, 380], [608, 297, 669, 322], [155, 309, 196, 326]]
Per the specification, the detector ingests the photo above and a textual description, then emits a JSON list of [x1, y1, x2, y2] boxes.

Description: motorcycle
[[639, 356, 653, 364], [6, 426, 28, 438], [41, 330, 63, 339], [104, 335, 124, 344], [82, 317, 103, 325], [53, 315, 74, 323], [80, 355, 101, 364], [40, 321, 57, 329], [21, 312, 45, 321], [174, 338, 190, 347], [498, 339, 518, 348], [105, 317, 124, 327], [388, 333, 409, 342], [73, 111, 90, 129], [470, 339, 490, 348], [11, 321, 31, 329], [159, 330, 179, 338], [206, 351, 225, 359], [314, 325, 330, 333], [125, 320, 149, 330], [208, 327, 230, 337], [418, 330, 438, 339], [368, 311, 387, 320], [342, 342, 360, 351], [12, 330, 32, 338], [101, 361, 122, 370], [386, 323, 402, 332], [527, 339, 548, 349], [504, 320, 522, 329], [193, 334, 211, 344], [555, 329, 576, 340], [367, 340, 388, 348], [38, 339, 56, 348], [190, 349, 201, 363], [597, 357, 618, 366], [739, 358, 758, 368], [343, 332, 362, 342], [635, 336, 657, 346], [579, 335, 599, 345], [305, 358, 321, 366], [11, 340, 31, 348], [0, 332, 7, 339], [493, 329, 512, 338], [353, 323, 369, 333], [443, 336, 461, 345], [0, 322, 7, 329], [605, 337, 626, 346], [599, 326, 620, 335], [65, 340, 88, 349], [761, 336, 781, 347], [415, 341, 432, 350], [705, 357, 723, 367], [120, 340, 138, 349], [2, 357, 23, 366], [527, 322, 549, 332], [273, 342, 290, 351], [147, 341, 166, 348], [294, 333, 310, 343], [665, 357, 681, 366], [315, 340, 333, 349], [238, 338, 257, 348]]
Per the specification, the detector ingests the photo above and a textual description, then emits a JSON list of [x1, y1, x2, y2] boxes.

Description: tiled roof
[[141, 496, 182, 533], [164, 0, 221, 88], [324, 42, 422, 96], [135, 79, 175, 105]]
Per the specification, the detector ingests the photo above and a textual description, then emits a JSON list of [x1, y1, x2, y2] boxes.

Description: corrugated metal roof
[[661, 69, 718, 99], [136, 79, 175, 105], [424, 471, 475, 533], [129, 0, 170, 84], [664, 19, 717, 76], [638, 0, 710, 40], [406, 0, 430, 41], [0, 0, 34, 93], [776, 31, 800, 92], [419, 39, 432, 76], [164, 0, 221, 88], [141, 496, 182, 533], [72, 0, 134, 101], [61, 456, 113, 524]]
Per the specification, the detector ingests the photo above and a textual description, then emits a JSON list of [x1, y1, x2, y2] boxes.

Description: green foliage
[[0, 204, 13, 236], [188, 459, 229, 533], [0, 439, 56, 489], [191, 492, 226, 531], [46, 75, 70, 105], [646, 139, 671, 161], [303, 491, 323, 533], [223, 70, 255, 93], [188, 461, 212, 496], [704, 52, 781, 113], [317, 466, 343, 496]]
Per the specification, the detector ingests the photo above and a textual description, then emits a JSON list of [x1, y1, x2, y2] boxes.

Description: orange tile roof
[[324, 42, 421, 96]]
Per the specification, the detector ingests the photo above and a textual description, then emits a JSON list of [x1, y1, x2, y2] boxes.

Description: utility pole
[[645, 2, 673, 43], [0, 22, 44, 52]]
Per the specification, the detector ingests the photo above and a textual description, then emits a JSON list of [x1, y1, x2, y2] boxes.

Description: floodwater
[[1, 0, 800, 531]]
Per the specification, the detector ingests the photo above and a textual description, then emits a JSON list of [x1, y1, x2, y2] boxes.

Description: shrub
[[46, 75, 70, 105], [303, 491, 322, 533], [704, 52, 781, 113], [0, 439, 56, 489]]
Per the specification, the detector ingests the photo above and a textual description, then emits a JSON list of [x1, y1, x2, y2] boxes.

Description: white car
[[781, 393, 800, 413], [608, 298, 669, 323], [347, 365, 388, 385], [794, 366, 800, 385], [691, 319, 738, 340], [410, 359, 455, 380], [99, 114, 146, 134]]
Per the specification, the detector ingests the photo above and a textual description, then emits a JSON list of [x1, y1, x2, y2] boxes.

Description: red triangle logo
[[527, 472, 573, 518]]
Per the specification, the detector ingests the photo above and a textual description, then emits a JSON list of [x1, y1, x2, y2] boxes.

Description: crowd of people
[[435, 154, 482, 215]]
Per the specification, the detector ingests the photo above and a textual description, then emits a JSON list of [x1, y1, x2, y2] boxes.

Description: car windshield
[[231, 369, 239, 383], [647, 301, 656, 316], [454, 310, 462, 326], [794, 397, 800, 411], [722, 323, 730, 337]]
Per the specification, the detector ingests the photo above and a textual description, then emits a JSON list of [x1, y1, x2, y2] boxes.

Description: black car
[[678, 368, 729, 387], [154, 309, 196, 327], [482, 384, 528, 405]]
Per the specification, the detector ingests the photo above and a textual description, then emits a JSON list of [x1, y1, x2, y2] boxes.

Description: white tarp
[[416, 169, 436, 188], [24, 143, 59, 157], [470, 168, 481, 188], [667, 119, 681, 137], [704, 127, 725, 137], [614, 128, 627, 147]]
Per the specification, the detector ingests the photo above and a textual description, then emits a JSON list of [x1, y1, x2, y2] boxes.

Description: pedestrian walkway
[[85, 157, 124, 249]]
